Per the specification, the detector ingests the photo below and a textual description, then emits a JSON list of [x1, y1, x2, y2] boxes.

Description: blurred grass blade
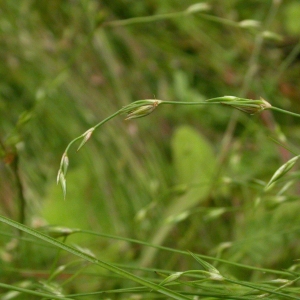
[[0, 215, 192, 300], [0, 282, 73, 300]]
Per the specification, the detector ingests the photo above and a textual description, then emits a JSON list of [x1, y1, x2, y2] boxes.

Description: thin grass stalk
[[0, 282, 73, 300], [77, 229, 293, 277], [0, 214, 192, 300]]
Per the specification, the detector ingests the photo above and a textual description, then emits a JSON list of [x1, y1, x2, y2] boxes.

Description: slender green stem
[[0, 215, 191, 300], [270, 106, 300, 118], [199, 13, 238, 27], [0, 282, 73, 300], [103, 11, 185, 27], [78, 229, 293, 277], [160, 96, 235, 106], [161, 100, 211, 106], [47, 235, 68, 283], [225, 278, 299, 300], [10, 153, 26, 226], [94, 108, 124, 130], [63, 109, 124, 155], [103, 11, 238, 28]]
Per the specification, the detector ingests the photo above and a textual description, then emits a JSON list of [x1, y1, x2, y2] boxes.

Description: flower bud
[[39, 226, 78, 238], [262, 31, 283, 42], [125, 100, 162, 120], [159, 272, 183, 285], [77, 128, 95, 151], [239, 19, 261, 29], [186, 3, 211, 14]]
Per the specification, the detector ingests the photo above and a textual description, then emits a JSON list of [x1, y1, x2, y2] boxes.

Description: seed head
[[125, 100, 162, 120], [77, 128, 95, 151], [206, 96, 272, 114], [230, 97, 272, 114]]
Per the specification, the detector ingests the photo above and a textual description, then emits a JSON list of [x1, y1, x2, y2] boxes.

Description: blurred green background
[[1, 0, 300, 297]]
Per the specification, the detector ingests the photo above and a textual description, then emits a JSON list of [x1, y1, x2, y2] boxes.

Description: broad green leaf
[[284, 2, 300, 35], [164, 125, 216, 218], [172, 125, 216, 184]]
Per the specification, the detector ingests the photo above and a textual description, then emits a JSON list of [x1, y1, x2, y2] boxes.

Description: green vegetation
[[1, 0, 300, 299]]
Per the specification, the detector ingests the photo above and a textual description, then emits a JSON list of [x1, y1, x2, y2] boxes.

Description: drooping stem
[[103, 10, 238, 28], [57, 96, 300, 199]]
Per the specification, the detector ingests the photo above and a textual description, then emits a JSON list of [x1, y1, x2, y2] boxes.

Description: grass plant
[[2, 0, 300, 299]]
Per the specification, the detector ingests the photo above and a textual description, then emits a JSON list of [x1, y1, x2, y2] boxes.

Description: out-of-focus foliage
[[1, 0, 300, 298]]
